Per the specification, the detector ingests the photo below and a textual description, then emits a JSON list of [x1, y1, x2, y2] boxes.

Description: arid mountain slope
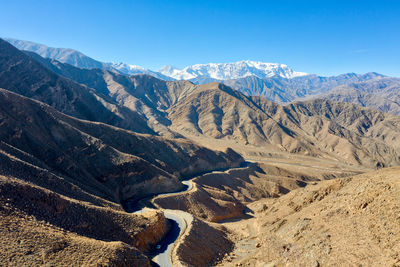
[[259, 97, 400, 167], [153, 160, 358, 222], [5, 37, 111, 70], [168, 82, 400, 168], [0, 175, 167, 266], [21, 50, 199, 136], [2, 39, 400, 267], [223, 73, 400, 116], [312, 77, 400, 115], [167, 82, 293, 144], [20, 50, 400, 169], [6, 42, 400, 169], [0, 88, 243, 204], [0, 38, 153, 134], [222, 72, 384, 103], [220, 167, 400, 266], [0, 60, 246, 266]]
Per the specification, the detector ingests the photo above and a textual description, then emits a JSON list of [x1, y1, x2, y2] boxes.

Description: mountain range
[[222, 72, 387, 103], [6, 38, 399, 115], [0, 39, 154, 134], [4, 38, 111, 70], [1, 37, 400, 266], [5, 38, 308, 81], [4, 38, 172, 80], [158, 61, 308, 80], [3, 38, 398, 169]]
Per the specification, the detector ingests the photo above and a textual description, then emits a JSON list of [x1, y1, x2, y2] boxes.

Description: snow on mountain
[[158, 60, 308, 81], [109, 62, 150, 75], [5, 38, 306, 82], [158, 65, 181, 77], [4, 38, 110, 70], [109, 62, 175, 80], [4, 38, 172, 80]]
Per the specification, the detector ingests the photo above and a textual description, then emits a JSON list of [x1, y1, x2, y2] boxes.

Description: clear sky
[[1, 0, 400, 76]]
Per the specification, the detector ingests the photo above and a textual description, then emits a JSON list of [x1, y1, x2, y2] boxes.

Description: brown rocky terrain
[[222, 72, 383, 103], [153, 156, 363, 223], [0, 175, 164, 266], [18, 48, 400, 170], [174, 217, 234, 267], [222, 72, 400, 117], [17, 50, 198, 136], [310, 77, 400, 115], [168, 82, 400, 168], [0, 87, 243, 266], [1, 40, 400, 266], [0, 38, 153, 134], [218, 167, 400, 266], [0, 88, 242, 204]]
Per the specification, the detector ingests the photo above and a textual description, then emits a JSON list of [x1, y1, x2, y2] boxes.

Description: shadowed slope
[[22, 51, 400, 169], [312, 77, 400, 115], [168, 82, 400, 168], [5, 37, 111, 70], [222, 72, 384, 103], [0, 38, 152, 134], [0, 88, 243, 204], [5, 44, 400, 169], [21, 51, 199, 136]]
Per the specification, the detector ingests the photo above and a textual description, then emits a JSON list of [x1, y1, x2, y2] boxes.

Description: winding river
[[132, 162, 252, 267]]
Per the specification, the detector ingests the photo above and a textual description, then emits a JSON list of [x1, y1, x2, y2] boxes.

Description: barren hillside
[[0, 88, 243, 204], [219, 167, 400, 266], [168, 82, 400, 168], [19, 49, 400, 170], [311, 77, 400, 115], [1, 39, 400, 267], [0, 38, 152, 134]]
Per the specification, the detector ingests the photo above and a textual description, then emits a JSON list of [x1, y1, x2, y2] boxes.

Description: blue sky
[[1, 0, 400, 76]]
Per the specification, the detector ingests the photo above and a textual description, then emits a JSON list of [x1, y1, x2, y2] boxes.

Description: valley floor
[[148, 136, 393, 266], [148, 135, 400, 266], [2, 134, 399, 266]]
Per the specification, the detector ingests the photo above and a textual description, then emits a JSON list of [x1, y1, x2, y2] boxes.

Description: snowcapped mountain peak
[[158, 60, 308, 81], [107, 62, 175, 81], [158, 65, 180, 77], [5, 38, 308, 82], [109, 62, 148, 73]]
